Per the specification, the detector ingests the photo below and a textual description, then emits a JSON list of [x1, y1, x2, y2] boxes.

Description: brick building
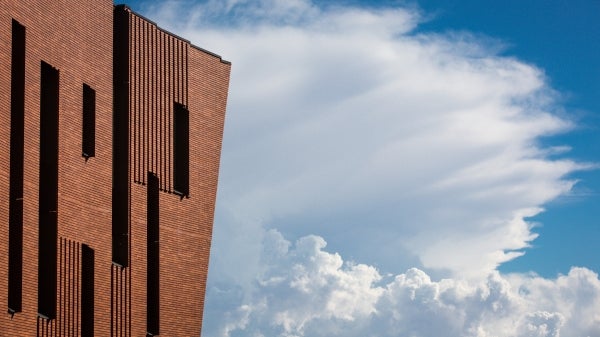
[[0, 1, 230, 336]]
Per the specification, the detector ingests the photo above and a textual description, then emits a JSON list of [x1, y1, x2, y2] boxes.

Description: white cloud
[[208, 231, 600, 337], [149, 0, 587, 278], [139, 0, 597, 335]]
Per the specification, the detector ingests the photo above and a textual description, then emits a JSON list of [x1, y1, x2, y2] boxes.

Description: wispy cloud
[[141, 0, 596, 335]]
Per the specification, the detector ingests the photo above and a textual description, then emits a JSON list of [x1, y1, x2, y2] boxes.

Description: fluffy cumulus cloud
[[204, 231, 600, 337], [138, 0, 600, 335]]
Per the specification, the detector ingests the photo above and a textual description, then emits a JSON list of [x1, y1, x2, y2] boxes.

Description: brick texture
[[0, 1, 230, 336]]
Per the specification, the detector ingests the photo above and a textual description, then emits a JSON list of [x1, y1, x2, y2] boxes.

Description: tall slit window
[[82, 84, 96, 159], [38, 61, 60, 320], [81, 244, 95, 336], [173, 103, 189, 197], [147, 172, 160, 335], [8, 18, 26, 314], [112, 6, 129, 267]]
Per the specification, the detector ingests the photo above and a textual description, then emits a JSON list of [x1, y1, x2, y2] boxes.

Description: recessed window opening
[[8, 18, 26, 314], [112, 6, 130, 267], [147, 172, 160, 335], [173, 102, 189, 197], [81, 244, 95, 336], [82, 84, 96, 159], [38, 61, 60, 319]]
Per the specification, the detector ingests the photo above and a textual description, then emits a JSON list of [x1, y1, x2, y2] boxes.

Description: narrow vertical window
[[112, 5, 130, 267], [8, 18, 26, 314], [38, 61, 59, 320], [82, 84, 96, 158], [81, 244, 95, 336], [147, 172, 160, 335], [173, 103, 189, 197]]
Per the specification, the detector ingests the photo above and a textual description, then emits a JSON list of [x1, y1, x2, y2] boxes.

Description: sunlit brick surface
[[0, 2, 230, 336]]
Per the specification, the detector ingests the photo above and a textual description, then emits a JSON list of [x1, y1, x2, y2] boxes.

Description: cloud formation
[[146, 0, 584, 278], [206, 231, 600, 337], [139, 0, 597, 335]]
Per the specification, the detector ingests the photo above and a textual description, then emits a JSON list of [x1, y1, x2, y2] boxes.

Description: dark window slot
[[7, 199, 23, 313], [82, 84, 96, 159], [173, 103, 189, 197], [38, 61, 59, 320], [81, 244, 95, 336], [112, 6, 130, 267], [147, 172, 160, 335], [8, 18, 26, 313]]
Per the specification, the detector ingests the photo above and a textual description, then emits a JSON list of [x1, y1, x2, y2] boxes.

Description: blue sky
[[411, 0, 600, 276], [119, 0, 600, 335], [414, 0, 600, 277]]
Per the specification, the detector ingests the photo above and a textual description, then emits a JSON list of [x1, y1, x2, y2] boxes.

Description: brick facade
[[0, 1, 230, 336]]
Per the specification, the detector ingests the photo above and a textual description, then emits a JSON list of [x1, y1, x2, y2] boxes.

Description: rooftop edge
[[115, 4, 231, 65]]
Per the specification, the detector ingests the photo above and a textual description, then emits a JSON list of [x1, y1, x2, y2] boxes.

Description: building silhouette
[[1, 1, 230, 335]]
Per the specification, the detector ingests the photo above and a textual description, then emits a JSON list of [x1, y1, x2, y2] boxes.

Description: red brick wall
[[0, 2, 230, 336], [123, 8, 230, 336], [1, 1, 114, 335]]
